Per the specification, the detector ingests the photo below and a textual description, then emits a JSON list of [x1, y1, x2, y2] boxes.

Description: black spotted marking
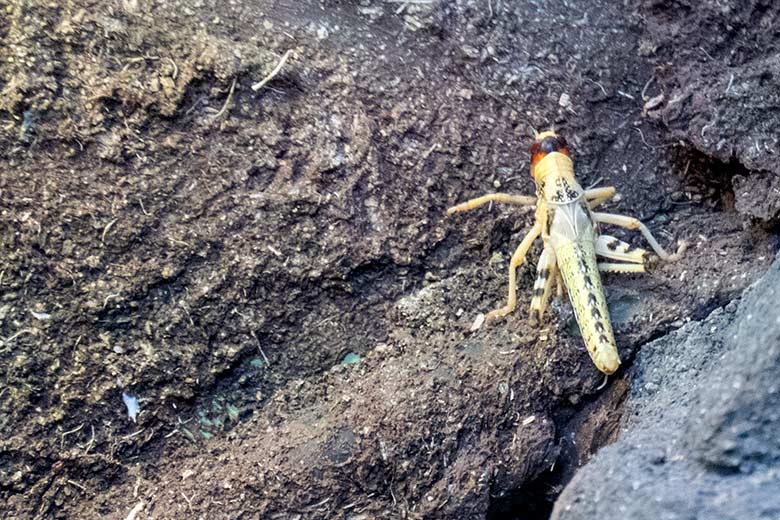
[[607, 240, 619, 251], [599, 334, 609, 344], [539, 268, 550, 279], [533, 287, 545, 297], [580, 202, 594, 224], [592, 307, 602, 319], [595, 321, 605, 333], [556, 177, 578, 199], [584, 274, 594, 287], [546, 208, 556, 234], [625, 244, 636, 254]]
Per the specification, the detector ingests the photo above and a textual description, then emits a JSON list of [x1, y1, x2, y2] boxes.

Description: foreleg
[[447, 193, 536, 215]]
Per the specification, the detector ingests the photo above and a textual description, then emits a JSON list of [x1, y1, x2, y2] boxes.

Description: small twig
[[103, 293, 120, 309], [166, 57, 178, 81], [585, 77, 607, 96], [421, 142, 439, 160], [61, 423, 85, 450], [181, 492, 195, 511], [641, 76, 655, 101], [701, 120, 715, 139], [168, 237, 191, 248], [1, 328, 35, 346], [124, 501, 145, 520], [725, 73, 734, 94], [67, 480, 87, 492], [634, 127, 654, 150], [699, 46, 714, 60], [101, 218, 118, 246], [251, 50, 292, 91], [251, 330, 270, 365], [121, 428, 146, 440], [210, 77, 237, 120], [83, 425, 96, 454]]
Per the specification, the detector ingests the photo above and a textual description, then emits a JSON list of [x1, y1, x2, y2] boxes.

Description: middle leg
[[584, 186, 616, 210], [528, 245, 558, 326]]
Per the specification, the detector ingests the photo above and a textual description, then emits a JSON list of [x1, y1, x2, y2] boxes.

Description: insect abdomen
[[555, 240, 620, 374]]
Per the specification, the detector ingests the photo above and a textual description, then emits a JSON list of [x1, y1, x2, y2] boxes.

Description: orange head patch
[[530, 131, 570, 172]]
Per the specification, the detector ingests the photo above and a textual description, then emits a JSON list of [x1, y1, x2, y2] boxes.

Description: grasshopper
[[447, 131, 686, 374]]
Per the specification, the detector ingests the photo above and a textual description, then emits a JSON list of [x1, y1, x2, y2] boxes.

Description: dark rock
[[552, 255, 780, 520], [642, 0, 780, 221]]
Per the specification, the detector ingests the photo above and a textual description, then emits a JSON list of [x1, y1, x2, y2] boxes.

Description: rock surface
[[552, 255, 780, 520], [644, 0, 780, 220]]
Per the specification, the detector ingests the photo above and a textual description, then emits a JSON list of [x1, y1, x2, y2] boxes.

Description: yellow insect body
[[535, 152, 619, 373], [447, 131, 685, 375], [556, 241, 619, 372]]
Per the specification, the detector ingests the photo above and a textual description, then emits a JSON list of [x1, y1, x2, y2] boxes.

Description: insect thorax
[[532, 152, 583, 204]]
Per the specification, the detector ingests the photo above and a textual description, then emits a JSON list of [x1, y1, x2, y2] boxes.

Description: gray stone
[[552, 256, 780, 520]]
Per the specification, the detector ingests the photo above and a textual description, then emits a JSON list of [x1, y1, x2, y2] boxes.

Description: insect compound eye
[[540, 136, 561, 154]]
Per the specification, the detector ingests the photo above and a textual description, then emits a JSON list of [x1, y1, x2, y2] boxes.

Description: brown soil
[[1, 1, 776, 519]]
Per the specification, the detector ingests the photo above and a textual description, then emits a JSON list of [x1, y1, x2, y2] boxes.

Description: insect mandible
[[447, 131, 687, 374]]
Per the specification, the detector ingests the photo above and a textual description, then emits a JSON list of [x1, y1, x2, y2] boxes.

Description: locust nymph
[[447, 131, 687, 374]]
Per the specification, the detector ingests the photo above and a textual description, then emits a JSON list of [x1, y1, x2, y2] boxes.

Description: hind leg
[[528, 246, 558, 326], [592, 212, 687, 261]]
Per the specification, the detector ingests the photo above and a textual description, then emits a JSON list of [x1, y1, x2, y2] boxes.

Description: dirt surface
[[0, 0, 777, 519]]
